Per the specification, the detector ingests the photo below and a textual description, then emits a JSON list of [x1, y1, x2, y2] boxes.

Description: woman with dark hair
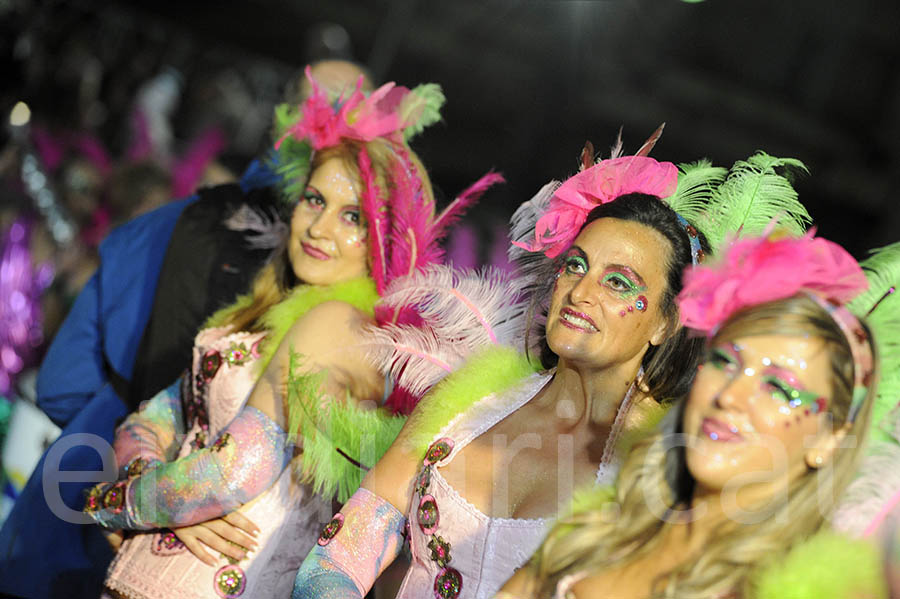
[[500, 232, 897, 599], [291, 143, 810, 598]]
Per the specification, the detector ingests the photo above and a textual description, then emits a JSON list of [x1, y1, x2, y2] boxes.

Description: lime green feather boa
[[204, 276, 379, 375], [402, 345, 539, 456], [287, 345, 539, 503]]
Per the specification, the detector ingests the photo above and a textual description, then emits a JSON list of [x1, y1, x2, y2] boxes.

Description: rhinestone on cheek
[[433, 567, 462, 599], [424, 438, 455, 466], [635, 295, 648, 312], [318, 513, 344, 546], [418, 494, 440, 534], [214, 564, 246, 598]]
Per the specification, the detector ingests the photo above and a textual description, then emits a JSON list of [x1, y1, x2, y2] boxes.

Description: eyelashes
[[762, 376, 819, 409], [705, 347, 822, 412], [601, 272, 643, 297], [560, 254, 644, 298], [303, 189, 325, 207], [563, 254, 588, 275], [708, 348, 739, 372]]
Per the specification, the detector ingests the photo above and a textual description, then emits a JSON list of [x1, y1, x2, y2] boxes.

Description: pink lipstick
[[302, 242, 331, 261], [559, 307, 599, 332], [701, 417, 743, 442]]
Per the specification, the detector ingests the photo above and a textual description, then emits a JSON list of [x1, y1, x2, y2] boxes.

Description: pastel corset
[[395, 372, 554, 599], [104, 328, 330, 599]]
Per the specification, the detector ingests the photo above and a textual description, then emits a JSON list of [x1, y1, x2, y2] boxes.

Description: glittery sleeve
[[85, 405, 292, 530], [292, 487, 406, 599], [112, 377, 185, 478]]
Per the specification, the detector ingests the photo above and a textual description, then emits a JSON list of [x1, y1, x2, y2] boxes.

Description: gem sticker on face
[[683, 333, 835, 496], [288, 157, 369, 285]]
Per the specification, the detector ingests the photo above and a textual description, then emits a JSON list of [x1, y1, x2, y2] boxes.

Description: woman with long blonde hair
[[80, 68, 502, 599], [500, 231, 891, 598]]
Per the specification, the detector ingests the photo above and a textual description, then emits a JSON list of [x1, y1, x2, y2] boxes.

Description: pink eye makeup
[[303, 186, 325, 209]]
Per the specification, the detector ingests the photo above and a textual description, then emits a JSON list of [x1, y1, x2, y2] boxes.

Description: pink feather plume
[[432, 171, 505, 238], [358, 147, 390, 294], [677, 231, 869, 334]]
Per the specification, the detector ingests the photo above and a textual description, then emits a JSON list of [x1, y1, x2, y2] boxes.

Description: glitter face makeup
[[289, 157, 369, 286], [683, 333, 835, 494], [545, 218, 671, 368]]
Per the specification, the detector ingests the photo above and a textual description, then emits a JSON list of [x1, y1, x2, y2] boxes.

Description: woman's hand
[[172, 511, 260, 566]]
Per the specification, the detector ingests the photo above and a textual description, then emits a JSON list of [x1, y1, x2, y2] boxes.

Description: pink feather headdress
[[677, 230, 877, 427], [512, 155, 678, 258], [677, 230, 869, 334], [275, 66, 422, 152]]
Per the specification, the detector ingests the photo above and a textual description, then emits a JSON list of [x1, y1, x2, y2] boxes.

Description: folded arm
[[85, 405, 290, 530], [112, 377, 186, 477]]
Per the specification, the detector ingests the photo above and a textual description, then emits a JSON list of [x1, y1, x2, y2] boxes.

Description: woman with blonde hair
[[81, 68, 502, 599], [501, 231, 896, 598]]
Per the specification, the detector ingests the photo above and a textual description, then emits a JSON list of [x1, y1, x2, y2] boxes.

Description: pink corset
[[103, 327, 330, 599], [396, 372, 554, 599]]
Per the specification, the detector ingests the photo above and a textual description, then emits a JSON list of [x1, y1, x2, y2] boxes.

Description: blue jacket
[[0, 160, 279, 598]]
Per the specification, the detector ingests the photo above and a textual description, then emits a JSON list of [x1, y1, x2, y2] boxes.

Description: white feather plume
[[365, 265, 530, 395], [833, 438, 900, 537], [507, 180, 560, 281], [363, 325, 465, 397], [224, 204, 288, 250], [378, 264, 529, 350]]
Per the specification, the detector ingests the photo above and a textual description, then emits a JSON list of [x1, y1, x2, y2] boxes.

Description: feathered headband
[[271, 65, 445, 202], [677, 231, 874, 422], [511, 126, 684, 259], [271, 66, 503, 299]]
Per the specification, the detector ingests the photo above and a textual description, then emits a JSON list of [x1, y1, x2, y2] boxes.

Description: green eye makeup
[[708, 348, 739, 370], [563, 254, 588, 275], [763, 376, 825, 413], [601, 272, 645, 298]]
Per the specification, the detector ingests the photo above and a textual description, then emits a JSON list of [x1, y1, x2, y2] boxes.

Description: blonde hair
[[528, 295, 877, 598], [217, 138, 434, 333]]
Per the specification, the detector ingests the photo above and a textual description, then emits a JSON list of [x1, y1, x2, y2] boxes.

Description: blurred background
[[0, 0, 899, 513]]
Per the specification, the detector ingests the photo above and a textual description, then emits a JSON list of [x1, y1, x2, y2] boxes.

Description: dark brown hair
[[526, 193, 710, 402]]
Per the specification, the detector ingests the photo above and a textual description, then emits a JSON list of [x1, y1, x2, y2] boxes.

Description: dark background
[[3, 0, 899, 259]]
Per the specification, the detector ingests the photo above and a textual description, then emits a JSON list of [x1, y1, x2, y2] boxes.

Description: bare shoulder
[[281, 300, 373, 350], [569, 573, 612, 599]]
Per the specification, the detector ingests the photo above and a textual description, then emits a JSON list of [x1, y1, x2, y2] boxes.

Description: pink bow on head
[[677, 230, 869, 334], [512, 155, 679, 258], [275, 66, 413, 151]]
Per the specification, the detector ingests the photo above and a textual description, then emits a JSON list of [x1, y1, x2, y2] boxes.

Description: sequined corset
[[395, 372, 555, 599], [104, 327, 330, 599]]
